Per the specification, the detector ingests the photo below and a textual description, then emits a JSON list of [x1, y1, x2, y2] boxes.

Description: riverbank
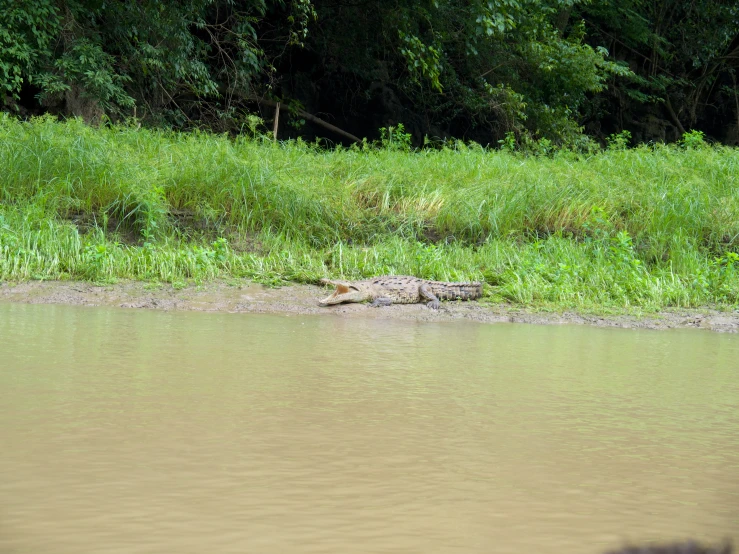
[[2, 279, 738, 332], [2, 116, 739, 313]]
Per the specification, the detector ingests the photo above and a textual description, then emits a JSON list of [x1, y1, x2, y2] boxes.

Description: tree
[[576, 0, 739, 142], [1, 0, 272, 127], [264, 0, 628, 145]]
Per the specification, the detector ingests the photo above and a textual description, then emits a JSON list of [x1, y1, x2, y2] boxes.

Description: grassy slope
[[1, 115, 738, 311]]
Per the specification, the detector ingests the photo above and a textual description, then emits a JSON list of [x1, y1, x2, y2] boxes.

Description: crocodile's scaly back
[[318, 275, 483, 308], [424, 279, 483, 301]]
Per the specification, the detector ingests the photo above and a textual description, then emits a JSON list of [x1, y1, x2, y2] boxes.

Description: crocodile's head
[[318, 279, 368, 306]]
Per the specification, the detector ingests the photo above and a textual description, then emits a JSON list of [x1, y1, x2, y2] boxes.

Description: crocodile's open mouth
[[318, 283, 360, 306]]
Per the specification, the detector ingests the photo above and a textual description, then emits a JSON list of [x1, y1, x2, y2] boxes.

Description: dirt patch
[[64, 211, 143, 245], [1, 279, 738, 332]]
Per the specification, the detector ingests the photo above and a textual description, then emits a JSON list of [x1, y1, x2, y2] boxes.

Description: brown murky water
[[0, 303, 737, 554]]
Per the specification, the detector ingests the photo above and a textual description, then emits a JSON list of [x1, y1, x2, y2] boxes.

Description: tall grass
[[1, 114, 738, 311]]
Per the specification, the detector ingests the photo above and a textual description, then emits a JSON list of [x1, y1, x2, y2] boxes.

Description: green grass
[[1, 114, 738, 311]]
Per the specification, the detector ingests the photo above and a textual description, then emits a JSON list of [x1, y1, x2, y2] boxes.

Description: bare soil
[[1, 279, 738, 332]]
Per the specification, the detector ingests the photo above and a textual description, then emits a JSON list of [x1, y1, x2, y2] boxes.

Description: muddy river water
[[1, 302, 738, 554]]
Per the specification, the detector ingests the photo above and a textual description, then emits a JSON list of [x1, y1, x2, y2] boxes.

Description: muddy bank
[[1, 279, 738, 332]]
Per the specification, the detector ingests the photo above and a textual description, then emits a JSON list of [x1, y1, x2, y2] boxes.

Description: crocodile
[[318, 275, 483, 309]]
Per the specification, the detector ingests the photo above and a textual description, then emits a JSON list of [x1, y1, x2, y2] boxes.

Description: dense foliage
[[1, 0, 738, 145], [576, 0, 739, 144]]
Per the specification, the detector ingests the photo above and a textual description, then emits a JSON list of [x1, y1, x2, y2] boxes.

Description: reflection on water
[[0, 303, 737, 554]]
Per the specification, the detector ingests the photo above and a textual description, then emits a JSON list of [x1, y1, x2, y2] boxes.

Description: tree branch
[[249, 96, 362, 143], [665, 95, 686, 135]]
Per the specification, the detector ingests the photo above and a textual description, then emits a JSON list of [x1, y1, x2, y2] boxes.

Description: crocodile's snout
[[318, 283, 363, 306]]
